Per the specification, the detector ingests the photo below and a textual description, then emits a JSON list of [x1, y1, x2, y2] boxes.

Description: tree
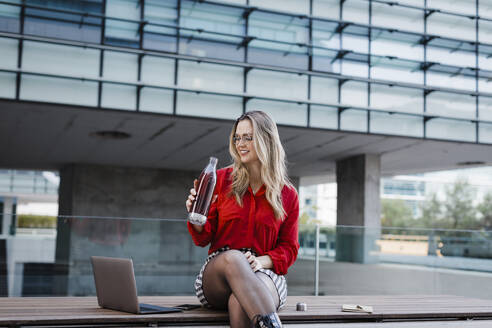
[[381, 199, 414, 229], [478, 192, 492, 231], [417, 193, 443, 229], [442, 179, 478, 230]]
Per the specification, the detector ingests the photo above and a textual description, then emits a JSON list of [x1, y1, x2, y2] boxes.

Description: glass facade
[[1, 0, 492, 143], [0, 170, 58, 195]]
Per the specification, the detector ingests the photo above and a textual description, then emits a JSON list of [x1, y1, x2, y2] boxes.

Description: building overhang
[[1, 99, 491, 181]]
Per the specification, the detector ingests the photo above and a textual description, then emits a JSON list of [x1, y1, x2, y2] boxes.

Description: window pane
[[426, 118, 476, 142], [378, 0, 423, 6], [313, 0, 339, 19], [23, 41, 100, 78], [105, 0, 139, 48], [24, 0, 103, 43], [370, 84, 423, 114], [427, 13, 476, 42], [179, 1, 244, 61], [428, 0, 476, 16], [105, 20, 139, 47], [0, 1, 20, 33], [21, 75, 98, 106], [101, 83, 136, 110], [249, 0, 309, 15], [178, 60, 243, 93], [103, 51, 138, 81], [312, 20, 340, 72], [140, 87, 173, 114], [479, 96, 492, 121], [144, 27, 177, 52], [479, 45, 492, 71], [479, 78, 492, 93], [371, 112, 423, 137], [341, 60, 368, 78], [478, 44, 492, 93], [342, 0, 368, 25], [310, 76, 338, 103], [371, 37, 423, 62], [144, 0, 177, 52], [180, 37, 244, 61], [372, 2, 423, 33], [246, 99, 307, 126], [340, 109, 367, 132], [341, 81, 367, 107], [427, 92, 476, 119], [141, 56, 175, 86], [479, 122, 492, 144], [310, 105, 338, 129], [177, 91, 242, 120], [0, 72, 16, 99], [312, 20, 339, 48], [218, 0, 246, 4], [479, 20, 492, 44], [371, 59, 423, 84], [0, 37, 18, 69], [247, 69, 308, 100], [342, 34, 368, 54], [427, 46, 475, 68], [313, 48, 340, 73], [426, 72, 475, 92], [248, 11, 309, 69], [106, 0, 139, 20], [180, 2, 244, 41], [479, 1, 492, 19]]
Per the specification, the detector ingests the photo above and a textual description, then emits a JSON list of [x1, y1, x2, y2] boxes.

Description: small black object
[[174, 304, 202, 311], [296, 302, 307, 311]]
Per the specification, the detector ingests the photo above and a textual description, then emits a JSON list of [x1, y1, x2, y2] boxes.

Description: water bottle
[[188, 157, 218, 226]]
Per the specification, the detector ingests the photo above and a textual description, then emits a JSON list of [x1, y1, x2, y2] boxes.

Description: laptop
[[90, 256, 183, 314]]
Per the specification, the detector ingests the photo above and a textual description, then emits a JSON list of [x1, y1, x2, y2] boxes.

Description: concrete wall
[[56, 164, 208, 296]]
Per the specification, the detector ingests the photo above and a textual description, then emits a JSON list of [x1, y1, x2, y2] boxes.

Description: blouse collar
[[248, 184, 266, 196]]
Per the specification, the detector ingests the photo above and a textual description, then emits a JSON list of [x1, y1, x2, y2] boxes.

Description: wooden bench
[[1, 295, 492, 327]]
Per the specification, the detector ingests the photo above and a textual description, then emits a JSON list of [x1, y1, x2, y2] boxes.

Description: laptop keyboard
[[139, 305, 156, 312]]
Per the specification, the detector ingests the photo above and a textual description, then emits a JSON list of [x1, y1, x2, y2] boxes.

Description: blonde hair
[[228, 111, 292, 220]]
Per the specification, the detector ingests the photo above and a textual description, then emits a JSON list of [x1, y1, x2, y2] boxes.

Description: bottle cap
[[296, 302, 307, 311]]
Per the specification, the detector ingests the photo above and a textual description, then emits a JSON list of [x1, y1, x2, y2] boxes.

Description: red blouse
[[187, 167, 300, 275]]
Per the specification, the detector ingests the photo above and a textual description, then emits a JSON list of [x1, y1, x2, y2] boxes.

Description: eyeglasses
[[233, 134, 253, 144]]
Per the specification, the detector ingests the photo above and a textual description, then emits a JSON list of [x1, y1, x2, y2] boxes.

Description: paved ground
[[287, 258, 492, 300]]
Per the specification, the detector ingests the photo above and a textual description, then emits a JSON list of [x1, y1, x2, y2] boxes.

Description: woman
[[185, 111, 299, 328]]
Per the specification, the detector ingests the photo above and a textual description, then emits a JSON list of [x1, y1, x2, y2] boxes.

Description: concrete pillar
[[0, 196, 15, 297], [336, 154, 380, 264], [1, 197, 15, 236], [54, 164, 208, 296], [291, 176, 300, 192]]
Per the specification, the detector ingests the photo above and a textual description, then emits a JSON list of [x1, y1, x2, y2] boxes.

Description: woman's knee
[[221, 249, 245, 265], [219, 250, 248, 275]]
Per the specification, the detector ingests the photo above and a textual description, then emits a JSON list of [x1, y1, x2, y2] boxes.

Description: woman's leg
[[228, 293, 250, 328], [255, 272, 280, 309], [201, 250, 277, 318], [228, 272, 280, 328]]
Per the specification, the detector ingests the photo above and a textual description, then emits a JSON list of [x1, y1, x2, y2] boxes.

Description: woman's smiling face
[[234, 119, 259, 166]]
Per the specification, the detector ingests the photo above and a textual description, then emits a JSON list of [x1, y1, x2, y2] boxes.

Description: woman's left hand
[[245, 251, 262, 272]]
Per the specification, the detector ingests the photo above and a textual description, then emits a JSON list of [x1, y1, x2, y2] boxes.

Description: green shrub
[[17, 215, 57, 228]]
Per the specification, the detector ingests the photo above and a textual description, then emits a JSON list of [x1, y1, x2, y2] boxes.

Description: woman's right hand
[[185, 179, 199, 213]]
